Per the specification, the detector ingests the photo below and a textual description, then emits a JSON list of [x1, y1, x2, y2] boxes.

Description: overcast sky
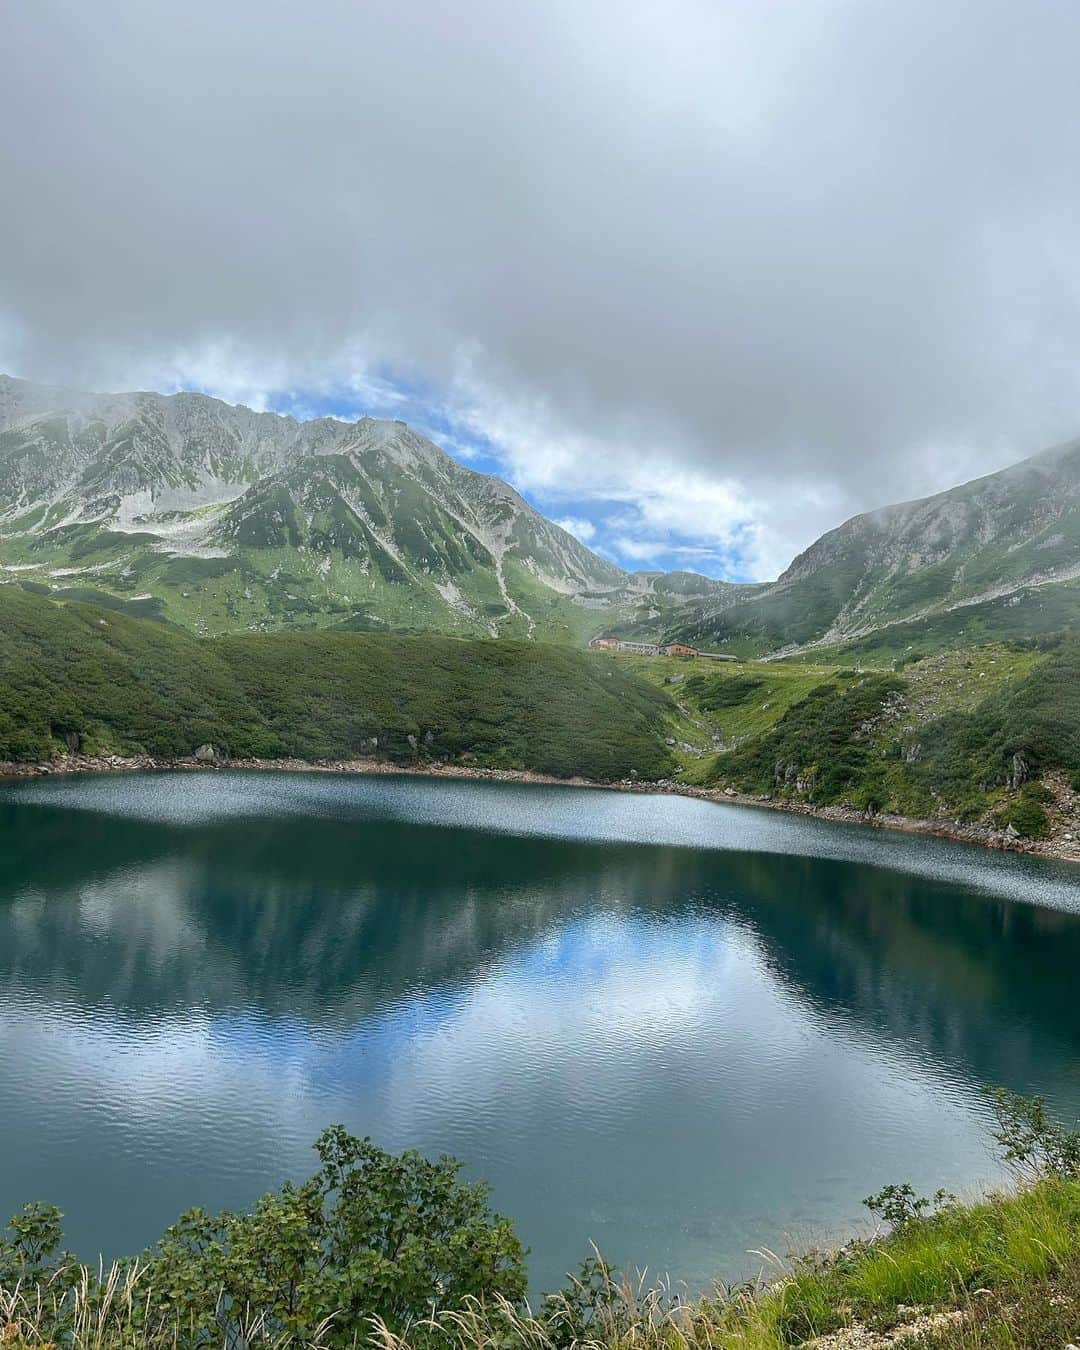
[[4, 0, 1080, 579]]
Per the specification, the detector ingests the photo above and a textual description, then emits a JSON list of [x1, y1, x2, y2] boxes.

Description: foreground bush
[[1, 1129, 525, 1350], [3, 1092, 1080, 1349]]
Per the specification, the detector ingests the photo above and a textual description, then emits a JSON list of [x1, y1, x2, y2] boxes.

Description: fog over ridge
[[4, 0, 1080, 578]]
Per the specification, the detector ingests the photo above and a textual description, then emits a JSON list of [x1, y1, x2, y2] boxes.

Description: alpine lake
[[2, 771, 1080, 1294]]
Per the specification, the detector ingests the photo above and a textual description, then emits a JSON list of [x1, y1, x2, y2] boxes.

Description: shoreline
[[3, 751, 1080, 865]]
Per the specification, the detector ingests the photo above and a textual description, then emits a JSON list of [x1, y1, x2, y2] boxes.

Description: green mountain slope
[[0, 585, 675, 780], [7, 374, 1080, 662], [671, 439, 1080, 658], [622, 638, 1080, 838], [0, 375, 729, 641]]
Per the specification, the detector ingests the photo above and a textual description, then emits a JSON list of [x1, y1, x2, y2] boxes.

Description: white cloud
[[610, 536, 668, 564], [553, 516, 597, 544], [5, 0, 1080, 576]]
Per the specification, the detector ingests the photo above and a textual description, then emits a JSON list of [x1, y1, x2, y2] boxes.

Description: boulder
[[1009, 752, 1029, 790], [194, 743, 217, 762]]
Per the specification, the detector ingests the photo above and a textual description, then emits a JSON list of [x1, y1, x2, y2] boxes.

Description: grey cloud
[[4, 0, 1080, 569]]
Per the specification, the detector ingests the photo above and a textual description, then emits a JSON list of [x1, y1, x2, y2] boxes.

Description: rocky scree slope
[[0, 375, 733, 640], [668, 437, 1080, 658]]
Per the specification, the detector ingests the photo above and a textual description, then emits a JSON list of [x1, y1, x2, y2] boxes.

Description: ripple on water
[[0, 772, 1077, 1291]]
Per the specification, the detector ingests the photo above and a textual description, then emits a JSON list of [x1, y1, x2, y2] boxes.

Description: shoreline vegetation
[[4, 750, 1080, 865], [4, 1090, 1080, 1349], [6, 587, 1080, 854]]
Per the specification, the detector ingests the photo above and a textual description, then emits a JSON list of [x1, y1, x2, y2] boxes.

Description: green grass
[[6, 1176, 1080, 1349], [463, 1178, 1080, 1347], [794, 580, 1080, 666], [10, 577, 1080, 834], [0, 584, 675, 780], [617, 653, 848, 763]]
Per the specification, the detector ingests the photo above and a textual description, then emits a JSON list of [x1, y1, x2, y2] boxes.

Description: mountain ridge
[[665, 435, 1080, 658], [5, 373, 1080, 658], [0, 374, 723, 640]]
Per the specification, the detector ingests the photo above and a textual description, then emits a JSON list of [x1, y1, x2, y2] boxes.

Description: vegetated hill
[[0, 374, 731, 641], [0, 585, 675, 780], [679, 628, 1080, 839], [627, 641, 1080, 839], [669, 437, 1080, 659], [8, 373, 1080, 662]]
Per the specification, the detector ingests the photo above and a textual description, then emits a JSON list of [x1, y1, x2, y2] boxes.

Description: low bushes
[[0, 586, 675, 781], [4, 1091, 1080, 1349]]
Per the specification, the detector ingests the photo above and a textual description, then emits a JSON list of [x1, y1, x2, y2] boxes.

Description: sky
[[4, 0, 1080, 581]]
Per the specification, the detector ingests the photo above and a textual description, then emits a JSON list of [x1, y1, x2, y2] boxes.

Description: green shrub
[[993, 785, 1052, 839], [985, 1086, 1080, 1179], [710, 674, 905, 804], [5, 1092, 1080, 1350], [2, 1129, 526, 1350], [682, 673, 766, 711], [0, 587, 675, 781]]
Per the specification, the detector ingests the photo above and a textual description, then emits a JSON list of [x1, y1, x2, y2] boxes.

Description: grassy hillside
[[785, 579, 1080, 666], [8, 577, 1080, 835], [0, 584, 675, 780], [620, 642, 1080, 838]]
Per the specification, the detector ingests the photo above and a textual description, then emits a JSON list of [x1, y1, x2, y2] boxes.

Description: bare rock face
[[1009, 751, 1029, 789], [194, 743, 217, 762], [0, 375, 686, 643]]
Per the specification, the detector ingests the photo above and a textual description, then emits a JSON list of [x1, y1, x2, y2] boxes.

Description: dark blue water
[[1, 772, 1079, 1293]]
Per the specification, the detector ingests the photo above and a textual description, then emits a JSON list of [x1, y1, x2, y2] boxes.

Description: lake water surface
[[2, 771, 1080, 1293]]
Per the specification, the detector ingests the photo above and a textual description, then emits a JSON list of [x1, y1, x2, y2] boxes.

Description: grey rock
[[1009, 752, 1029, 789]]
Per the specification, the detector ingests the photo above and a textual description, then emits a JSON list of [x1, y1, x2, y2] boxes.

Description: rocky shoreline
[[4, 750, 1080, 865]]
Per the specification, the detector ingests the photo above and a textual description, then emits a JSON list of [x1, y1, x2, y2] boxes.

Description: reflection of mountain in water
[[2, 789, 1080, 1110], [723, 853, 1080, 1109]]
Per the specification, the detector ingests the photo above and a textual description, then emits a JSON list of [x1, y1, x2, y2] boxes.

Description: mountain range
[[0, 374, 731, 641], [3, 372, 1080, 659], [665, 437, 1080, 660]]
